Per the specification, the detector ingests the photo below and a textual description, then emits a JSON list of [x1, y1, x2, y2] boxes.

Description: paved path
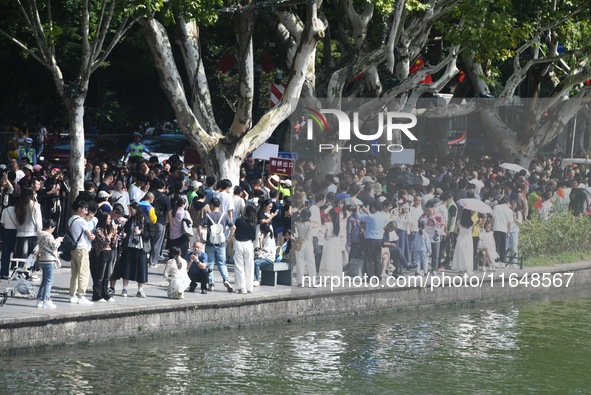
[[0, 259, 292, 322]]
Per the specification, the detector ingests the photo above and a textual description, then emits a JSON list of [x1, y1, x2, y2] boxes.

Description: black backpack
[[60, 217, 84, 261]]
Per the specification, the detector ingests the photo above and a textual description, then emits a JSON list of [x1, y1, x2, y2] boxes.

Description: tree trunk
[[66, 97, 86, 202]]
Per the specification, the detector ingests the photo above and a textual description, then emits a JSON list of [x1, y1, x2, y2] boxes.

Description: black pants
[[493, 231, 507, 263], [188, 270, 209, 291], [364, 239, 382, 278], [92, 250, 113, 301]]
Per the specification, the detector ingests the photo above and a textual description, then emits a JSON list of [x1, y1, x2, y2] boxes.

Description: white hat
[[24, 164, 34, 171], [191, 180, 202, 189], [270, 174, 280, 183], [98, 191, 110, 199], [333, 177, 339, 183], [281, 179, 292, 187]]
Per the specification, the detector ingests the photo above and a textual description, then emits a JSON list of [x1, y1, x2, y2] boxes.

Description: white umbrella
[[457, 198, 493, 214], [500, 163, 530, 176]]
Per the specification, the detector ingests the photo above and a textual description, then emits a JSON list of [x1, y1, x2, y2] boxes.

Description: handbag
[[293, 223, 309, 252], [182, 210, 194, 238], [293, 239, 304, 252]]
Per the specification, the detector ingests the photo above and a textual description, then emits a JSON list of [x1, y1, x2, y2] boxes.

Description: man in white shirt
[[68, 200, 96, 305], [129, 174, 149, 203], [216, 179, 236, 223], [492, 199, 513, 264]]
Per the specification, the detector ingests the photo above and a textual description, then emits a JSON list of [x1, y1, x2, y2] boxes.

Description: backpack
[[61, 217, 84, 261], [206, 213, 226, 245]]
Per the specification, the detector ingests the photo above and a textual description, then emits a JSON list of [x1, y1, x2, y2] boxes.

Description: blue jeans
[[254, 258, 273, 281], [37, 262, 55, 302], [205, 244, 229, 284]]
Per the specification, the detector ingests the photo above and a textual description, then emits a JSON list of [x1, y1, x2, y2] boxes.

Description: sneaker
[[136, 290, 146, 298], [121, 289, 128, 297], [107, 288, 116, 295], [96, 298, 107, 303], [43, 300, 57, 309], [69, 296, 79, 304], [77, 296, 94, 305], [247, 290, 253, 294], [201, 289, 208, 294], [223, 280, 234, 293], [36, 300, 44, 308], [253, 281, 260, 287], [207, 284, 214, 292], [235, 289, 246, 294], [106, 298, 115, 303]]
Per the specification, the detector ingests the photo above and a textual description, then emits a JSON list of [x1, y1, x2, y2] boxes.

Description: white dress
[[451, 225, 474, 273], [163, 258, 191, 299], [319, 222, 344, 277]]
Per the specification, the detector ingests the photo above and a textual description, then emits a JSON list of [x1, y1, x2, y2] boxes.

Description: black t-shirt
[[234, 217, 256, 242], [152, 190, 171, 225]]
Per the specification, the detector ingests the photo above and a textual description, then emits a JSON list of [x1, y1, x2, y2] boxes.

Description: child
[[412, 221, 431, 276], [163, 246, 191, 299]]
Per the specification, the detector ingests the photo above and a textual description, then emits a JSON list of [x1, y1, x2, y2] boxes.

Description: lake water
[[1, 291, 590, 394]]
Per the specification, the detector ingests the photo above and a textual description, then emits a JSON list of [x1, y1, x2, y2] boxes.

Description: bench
[[260, 261, 292, 286]]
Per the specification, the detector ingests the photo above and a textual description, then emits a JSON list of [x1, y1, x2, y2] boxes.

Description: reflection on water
[[2, 292, 591, 394]]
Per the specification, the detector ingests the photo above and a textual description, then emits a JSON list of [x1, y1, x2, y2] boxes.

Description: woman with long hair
[[85, 164, 102, 188], [15, 188, 43, 265], [233, 205, 258, 293], [163, 246, 191, 299], [254, 222, 276, 287], [451, 209, 475, 275], [36, 219, 62, 309], [91, 212, 116, 302], [120, 201, 154, 297], [319, 208, 343, 277], [169, 197, 191, 257], [294, 209, 316, 286]]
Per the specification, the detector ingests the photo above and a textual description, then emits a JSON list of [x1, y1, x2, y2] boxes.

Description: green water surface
[[1, 291, 590, 394]]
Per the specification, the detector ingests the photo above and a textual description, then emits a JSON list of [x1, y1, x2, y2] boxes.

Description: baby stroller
[[3, 246, 39, 302]]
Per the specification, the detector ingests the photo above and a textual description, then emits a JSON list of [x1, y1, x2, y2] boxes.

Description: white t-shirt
[[69, 215, 91, 250], [492, 203, 513, 233]]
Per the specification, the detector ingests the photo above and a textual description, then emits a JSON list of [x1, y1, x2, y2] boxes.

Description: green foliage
[[130, 0, 223, 25], [519, 213, 591, 262]]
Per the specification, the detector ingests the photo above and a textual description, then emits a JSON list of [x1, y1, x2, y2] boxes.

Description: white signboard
[[252, 143, 279, 160], [391, 148, 416, 165]]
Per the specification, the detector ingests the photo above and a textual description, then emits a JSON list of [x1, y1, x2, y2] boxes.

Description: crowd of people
[[0, 133, 294, 308], [1, 129, 591, 308], [290, 152, 591, 286]]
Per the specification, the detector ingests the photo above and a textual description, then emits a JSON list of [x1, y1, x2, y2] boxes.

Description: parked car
[[41, 134, 131, 167], [121, 134, 189, 164]]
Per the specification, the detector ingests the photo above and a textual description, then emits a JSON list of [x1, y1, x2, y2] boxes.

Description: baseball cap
[[133, 132, 142, 138], [25, 137, 33, 143], [281, 179, 292, 187], [24, 164, 34, 171], [191, 180, 202, 189]]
